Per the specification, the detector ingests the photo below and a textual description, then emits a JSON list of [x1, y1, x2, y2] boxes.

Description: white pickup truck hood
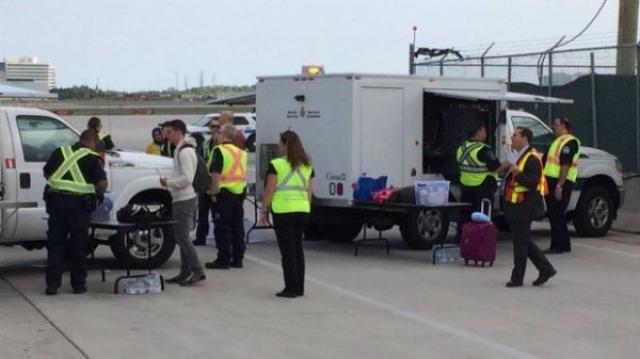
[[581, 146, 616, 160], [107, 150, 173, 169]]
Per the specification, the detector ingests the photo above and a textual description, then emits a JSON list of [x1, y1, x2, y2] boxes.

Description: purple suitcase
[[460, 199, 496, 267]]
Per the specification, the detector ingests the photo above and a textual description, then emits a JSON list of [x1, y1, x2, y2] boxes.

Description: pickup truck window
[[233, 116, 249, 125], [512, 116, 554, 150], [16, 115, 78, 162]]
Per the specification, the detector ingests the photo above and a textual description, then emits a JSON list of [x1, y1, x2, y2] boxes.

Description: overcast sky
[[0, 0, 624, 90]]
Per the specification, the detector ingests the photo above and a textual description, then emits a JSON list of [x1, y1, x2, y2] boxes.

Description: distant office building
[[0, 57, 56, 91]]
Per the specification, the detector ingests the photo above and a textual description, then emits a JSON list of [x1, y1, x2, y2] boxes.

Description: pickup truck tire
[[573, 186, 614, 237], [400, 209, 449, 250], [109, 225, 176, 269]]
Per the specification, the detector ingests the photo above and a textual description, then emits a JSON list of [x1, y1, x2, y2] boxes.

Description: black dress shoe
[[543, 248, 563, 255], [533, 269, 557, 286], [505, 281, 523, 288], [205, 260, 229, 269], [72, 286, 87, 294], [276, 290, 298, 298], [230, 260, 243, 268], [180, 273, 206, 286], [45, 287, 58, 296], [166, 273, 191, 283]]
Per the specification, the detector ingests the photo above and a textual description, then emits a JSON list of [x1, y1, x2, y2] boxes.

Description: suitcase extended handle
[[481, 198, 492, 218]]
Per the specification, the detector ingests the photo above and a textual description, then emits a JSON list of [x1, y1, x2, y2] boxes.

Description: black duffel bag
[[116, 203, 170, 224]]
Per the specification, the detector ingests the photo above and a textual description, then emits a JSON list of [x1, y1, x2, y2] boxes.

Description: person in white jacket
[[160, 119, 206, 286]]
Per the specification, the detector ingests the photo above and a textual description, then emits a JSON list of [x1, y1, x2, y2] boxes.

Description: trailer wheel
[[573, 186, 613, 237], [400, 209, 449, 249]]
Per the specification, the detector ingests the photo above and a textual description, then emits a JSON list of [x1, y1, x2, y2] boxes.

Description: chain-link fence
[[412, 44, 640, 173]]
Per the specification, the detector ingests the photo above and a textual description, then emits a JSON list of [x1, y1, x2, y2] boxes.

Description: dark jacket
[[504, 147, 544, 222]]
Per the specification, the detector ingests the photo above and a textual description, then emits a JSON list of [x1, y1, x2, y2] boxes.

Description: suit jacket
[[504, 147, 544, 222]]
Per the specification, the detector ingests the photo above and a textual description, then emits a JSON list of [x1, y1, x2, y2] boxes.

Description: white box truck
[[255, 73, 624, 249]]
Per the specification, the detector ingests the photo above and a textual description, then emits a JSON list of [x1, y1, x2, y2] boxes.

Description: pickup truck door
[[10, 113, 79, 241]]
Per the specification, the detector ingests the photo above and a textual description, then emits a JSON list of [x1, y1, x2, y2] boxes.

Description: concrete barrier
[[613, 175, 640, 234]]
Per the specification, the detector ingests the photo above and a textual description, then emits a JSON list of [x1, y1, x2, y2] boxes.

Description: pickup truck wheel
[[109, 225, 176, 269], [573, 186, 613, 237], [400, 209, 449, 250]]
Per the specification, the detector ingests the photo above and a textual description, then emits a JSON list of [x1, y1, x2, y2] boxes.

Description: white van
[[255, 74, 624, 248], [0, 107, 176, 268]]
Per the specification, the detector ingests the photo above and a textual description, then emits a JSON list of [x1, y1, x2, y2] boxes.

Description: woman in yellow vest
[[260, 130, 314, 298]]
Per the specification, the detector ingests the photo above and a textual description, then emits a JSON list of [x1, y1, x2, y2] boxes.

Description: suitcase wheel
[[489, 261, 494, 267], [464, 260, 469, 266]]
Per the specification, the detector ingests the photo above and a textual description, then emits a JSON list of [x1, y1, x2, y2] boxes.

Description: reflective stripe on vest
[[271, 158, 313, 214], [543, 134, 580, 182], [46, 146, 97, 194], [456, 141, 497, 187], [217, 143, 247, 194], [505, 149, 548, 204]]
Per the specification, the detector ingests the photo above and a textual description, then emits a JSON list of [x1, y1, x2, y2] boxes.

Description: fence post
[[547, 52, 553, 125], [636, 43, 640, 172], [409, 44, 415, 75], [507, 57, 512, 90], [481, 57, 485, 78], [439, 60, 444, 76], [590, 52, 598, 148]]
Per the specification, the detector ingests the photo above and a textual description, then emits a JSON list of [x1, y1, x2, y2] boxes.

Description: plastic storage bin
[[414, 180, 450, 206]]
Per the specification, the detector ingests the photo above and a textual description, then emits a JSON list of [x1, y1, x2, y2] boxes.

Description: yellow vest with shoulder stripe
[[46, 146, 98, 195], [544, 134, 580, 182], [271, 157, 313, 214], [217, 143, 247, 194], [456, 140, 497, 187]]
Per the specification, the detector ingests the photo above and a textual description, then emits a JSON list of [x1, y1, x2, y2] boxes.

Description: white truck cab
[[255, 74, 624, 249], [0, 106, 177, 268]]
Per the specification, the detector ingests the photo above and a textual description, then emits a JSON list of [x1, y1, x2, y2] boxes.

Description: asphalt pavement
[[1, 218, 639, 359]]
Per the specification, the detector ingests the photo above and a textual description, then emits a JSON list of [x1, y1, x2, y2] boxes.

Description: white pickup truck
[[0, 106, 176, 268], [255, 74, 625, 249]]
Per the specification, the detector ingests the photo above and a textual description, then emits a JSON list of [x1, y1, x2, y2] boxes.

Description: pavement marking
[[0, 273, 90, 359], [245, 253, 539, 359], [574, 242, 640, 259]]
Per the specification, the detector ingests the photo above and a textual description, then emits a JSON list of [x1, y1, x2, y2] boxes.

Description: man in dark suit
[[504, 127, 557, 288]]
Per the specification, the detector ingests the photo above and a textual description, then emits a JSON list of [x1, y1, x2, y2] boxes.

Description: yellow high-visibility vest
[[506, 149, 548, 204], [46, 146, 97, 195], [456, 141, 497, 187], [271, 158, 313, 214], [544, 134, 580, 182], [217, 143, 247, 194]]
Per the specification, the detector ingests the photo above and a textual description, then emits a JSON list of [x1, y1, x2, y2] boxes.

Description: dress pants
[[173, 198, 204, 276], [508, 219, 555, 283], [46, 193, 91, 290], [545, 178, 574, 252], [272, 213, 308, 294], [213, 191, 246, 264]]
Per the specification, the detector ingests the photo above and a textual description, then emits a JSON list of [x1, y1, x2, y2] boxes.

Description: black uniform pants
[[545, 177, 574, 252], [45, 194, 91, 289], [508, 219, 555, 283], [272, 213, 308, 294], [195, 192, 215, 243], [213, 192, 245, 263]]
